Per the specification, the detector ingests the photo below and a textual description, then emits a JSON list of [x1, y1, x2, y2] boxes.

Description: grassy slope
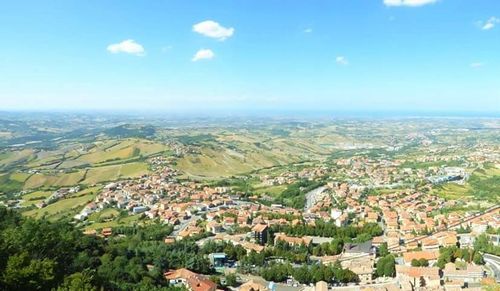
[[23, 186, 100, 220]]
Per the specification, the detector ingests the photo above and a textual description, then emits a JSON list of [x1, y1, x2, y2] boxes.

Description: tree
[[376, 255, 395, 277], [472, 252, 484, 265], [411, 258, 429, 267], [2, 252, 56, 290], [378, 243, 389, 257], [57, 272, 96, 291], [225, 273, 237, 287], [293, 265, 311, 284]]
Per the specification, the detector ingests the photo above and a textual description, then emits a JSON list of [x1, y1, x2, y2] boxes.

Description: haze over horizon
[[1, 0, 499, 113]]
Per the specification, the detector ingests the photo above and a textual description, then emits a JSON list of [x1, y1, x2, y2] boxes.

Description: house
[[402, 250, 439, 266], [101, 227, 112, 237], [395, 265, 440, 290], [421, 237, 440, 250], [274, 233, 312, 247], [343, 240, 375, 258], [315, 281, 328, 291], [458, 234, 475, 248], [442, 263, 484, 288], [241, 242, 265, 253], [240, 279, 269, 291], [132, 205, 148, 214], [164, 268, 216, 291], [435, 231, 458, 247], [164, 237, 176, 244], [342, 258, 374, 285], [206, 221, 224, 234], [350, 265, 373, 285], [208, 253, 227, 271], [252, 223, 268, 245]]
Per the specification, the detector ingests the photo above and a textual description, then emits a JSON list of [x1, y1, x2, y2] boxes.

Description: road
[[484, 254, 500, 282], [304, 186, 326, 213]]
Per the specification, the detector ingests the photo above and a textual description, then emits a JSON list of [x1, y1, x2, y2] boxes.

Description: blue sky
[[0, 0, 499, 113]]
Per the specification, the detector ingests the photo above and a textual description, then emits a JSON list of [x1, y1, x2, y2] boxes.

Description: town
[[72, 150, 499, 291]]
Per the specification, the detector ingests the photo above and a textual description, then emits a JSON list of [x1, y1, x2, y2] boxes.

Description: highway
[[304, 186, 326, 213], [484, 254, 500, 282]]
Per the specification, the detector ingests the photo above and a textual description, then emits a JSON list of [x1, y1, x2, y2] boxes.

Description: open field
[[87, 208, 121, 222], [23, 186, 100, 220], [82, 162, 149, 184], [84, 214, 143, 231], [20, 190, 52, 207], [23, 171, 85, 189], [254, 184, 288, 197], [0, 149, 35, 170], [432, 165, 499, 202]]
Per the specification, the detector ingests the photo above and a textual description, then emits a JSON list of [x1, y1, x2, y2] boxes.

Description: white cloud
[[480, 17, 499, 30], [107, 39, 145, 56], [336, 56, 349, 66], [192, 49, 215, 62], [384, 0, 437, 7], [304, 28, 313, 33], [193, 20, 234, 41], [470, 62, 484, 68]]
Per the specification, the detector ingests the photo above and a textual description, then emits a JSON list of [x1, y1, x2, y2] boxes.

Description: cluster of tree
[[0, 207, 201, 290], [210, 176, 255, 195], [239, 237, 341, 266], [254, 211, 300, 222], [273, 220, 383, 241], [200, 240, 247, 261], [486, 227, 500, 235], [377, 242, 389, 257], [274, 179, 325, 209], [311, 239, 344, 256], [436, 246, 484, 269], [467, 168, 500, 202], [411, 259, 429, 267], [224, 273, 238, 287], [474, 234, 500, 256], [375, 255, 396, 278], [456, 225, 472, 234], [271, 240, 309, 263], [260, 262, 358, 284]]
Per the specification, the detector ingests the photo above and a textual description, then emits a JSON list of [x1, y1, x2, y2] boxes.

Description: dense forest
[[0, 206, 381, 290], [0, 207, 193, 290]]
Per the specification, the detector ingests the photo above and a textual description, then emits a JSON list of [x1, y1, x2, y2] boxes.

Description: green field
[[20, 190, 52, 207], [23, 186, 100, 220], [82, 162, 149, 184], [24, 171, 85, 189], [254, 184, 288, 197], [432, 165, 499, 203], [84, 214, 143, 231]]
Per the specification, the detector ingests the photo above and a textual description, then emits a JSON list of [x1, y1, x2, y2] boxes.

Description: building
[[240, 279, 269, 291], [343, 240, 375, 258], [402, 250, 439, 266], [208, 253, 227, 271], [421, 237, 440, 250], [442, 263, 484, 288], [396, 265, 441, 290], [274, 233, 313, 247], [132, 205, 148, 214], [315, 281, 328, 291], [164, 268, 216, 291], [252, 223, 268, 245]]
